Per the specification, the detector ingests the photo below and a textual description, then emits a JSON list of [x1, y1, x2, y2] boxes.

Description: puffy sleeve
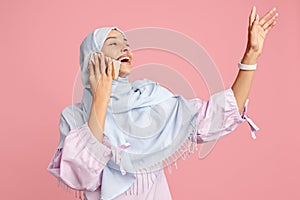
[[47, 114, 113, 192], [189, 88, 259, 143]]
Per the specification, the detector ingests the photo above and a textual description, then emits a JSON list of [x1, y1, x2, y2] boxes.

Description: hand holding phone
[[89, 52, 121, 80]]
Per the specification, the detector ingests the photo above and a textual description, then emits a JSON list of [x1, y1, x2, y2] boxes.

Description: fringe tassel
[[167, 163, 172, 174], [124, 168, 161, 196], [135, 172, 139, 196], [146, 169, 150, 190], [174, 160, 178, 170], [56, 178, 84, 199], [125, 124, 199, 196]]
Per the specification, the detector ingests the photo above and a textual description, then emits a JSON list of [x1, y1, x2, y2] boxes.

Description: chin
[[119, 71, 131, 77], [118, 65, 132, 77]]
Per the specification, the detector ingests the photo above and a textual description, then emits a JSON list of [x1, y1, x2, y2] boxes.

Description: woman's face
[[101, 29, 134, 78]]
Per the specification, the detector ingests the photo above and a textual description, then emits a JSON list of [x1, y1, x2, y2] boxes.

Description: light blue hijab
[[67, 27, 199, 200]]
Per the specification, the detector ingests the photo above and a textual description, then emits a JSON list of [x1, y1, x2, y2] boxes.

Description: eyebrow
[[105, 36, 117, 42], [105, 36, 128, 42]]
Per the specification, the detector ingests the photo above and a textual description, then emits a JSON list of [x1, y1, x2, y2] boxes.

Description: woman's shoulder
[[60, 102, 87, 130], [60, 103, 84, 119], [131, 78, 157, 88]]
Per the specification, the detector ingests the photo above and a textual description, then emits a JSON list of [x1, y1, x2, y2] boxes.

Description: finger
[[89, 53, 95, 65], [94, 52, 100, 78], [264, 20, 276, 34], [88, 60, 94, 77], [262, 12, 278, 30], [249, 12, 259, 32], [107, 57, 113, 78], [105, 56, 109, 74], [259, 7, 276, 26], [100, 52, 107, 76], [111, 59, 115, 79], [249, 6, 256, 27]]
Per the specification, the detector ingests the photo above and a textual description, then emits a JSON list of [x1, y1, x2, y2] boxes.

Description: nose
[[122, 45, 130, 53]]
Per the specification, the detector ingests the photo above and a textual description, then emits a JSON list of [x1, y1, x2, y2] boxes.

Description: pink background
[[1, 0, 299, 199]]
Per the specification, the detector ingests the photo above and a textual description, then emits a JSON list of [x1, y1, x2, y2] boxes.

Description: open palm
[[246, 6, 279, 56]]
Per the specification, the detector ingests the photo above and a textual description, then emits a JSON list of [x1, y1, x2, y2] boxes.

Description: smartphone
[[111, 58, 121, 80], [89, 52, 121, 80]]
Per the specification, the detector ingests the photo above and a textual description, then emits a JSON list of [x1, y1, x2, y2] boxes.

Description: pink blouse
[[47, 88, 258, 200]]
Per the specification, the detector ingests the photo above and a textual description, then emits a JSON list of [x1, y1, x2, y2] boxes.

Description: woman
[[48, 6, 278, 200]]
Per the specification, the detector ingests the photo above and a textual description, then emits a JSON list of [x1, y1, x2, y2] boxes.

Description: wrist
[[242, 48, 260, 65], [93, 96, 110, 106], [89, 101, 107, 131]]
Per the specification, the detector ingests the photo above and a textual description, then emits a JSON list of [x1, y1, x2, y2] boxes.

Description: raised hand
[[87, 52, 114, 140], [88, 52, 114, 104], [242, 6, 279, 64]]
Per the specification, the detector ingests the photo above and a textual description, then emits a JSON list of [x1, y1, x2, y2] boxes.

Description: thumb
[[256, 13, 259, 21], [251, 13, 259, 30]]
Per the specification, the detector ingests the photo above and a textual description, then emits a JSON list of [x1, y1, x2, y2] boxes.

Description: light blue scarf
[[77, 27, 199, 200]]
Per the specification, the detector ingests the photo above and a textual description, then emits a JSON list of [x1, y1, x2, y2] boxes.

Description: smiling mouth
[[118, 56, 131, 64]]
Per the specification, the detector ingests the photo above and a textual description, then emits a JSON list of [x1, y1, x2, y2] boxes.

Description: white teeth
[[119, 56, 130, 62]]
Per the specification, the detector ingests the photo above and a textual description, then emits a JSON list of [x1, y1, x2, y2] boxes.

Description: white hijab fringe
[[123, 124, 199, 196]]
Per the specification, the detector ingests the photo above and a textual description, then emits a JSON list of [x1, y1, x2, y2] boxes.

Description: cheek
[[101, 47, 118, 58], [126, 53, 134, 63]]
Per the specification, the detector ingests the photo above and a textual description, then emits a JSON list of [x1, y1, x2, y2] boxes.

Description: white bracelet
[[238, 59, 257, 70]]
